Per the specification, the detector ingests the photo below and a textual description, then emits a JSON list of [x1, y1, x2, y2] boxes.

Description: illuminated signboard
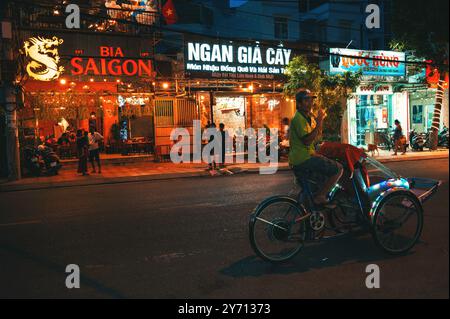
[[71, 46, 155, 77], [356, 84, 393, 95], [118, 95, 150, 106], [330, 48, 406, 77], [185, 41, 292, 80], [21, 33, 155, 81], [23, 37, 64, 81]]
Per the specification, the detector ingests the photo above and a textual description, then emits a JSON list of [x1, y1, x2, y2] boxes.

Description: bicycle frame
[[294, 163, 373, 236]]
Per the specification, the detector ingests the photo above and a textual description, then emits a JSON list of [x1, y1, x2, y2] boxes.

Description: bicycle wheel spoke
[[256, 217, 288, 231]]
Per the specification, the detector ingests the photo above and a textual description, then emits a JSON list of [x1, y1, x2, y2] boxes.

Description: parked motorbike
[[438, 126, 449, 148], [377, 129, 394, 151], [409, 129, 425, 151], [24, 145, 62, 176], [23, 146, 42, 176]]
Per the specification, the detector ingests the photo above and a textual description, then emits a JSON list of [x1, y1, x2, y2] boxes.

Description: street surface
[[0, 159, 448, 298]]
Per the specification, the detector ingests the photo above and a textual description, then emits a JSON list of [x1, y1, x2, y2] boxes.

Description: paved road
[[0, 159, 448, 298]]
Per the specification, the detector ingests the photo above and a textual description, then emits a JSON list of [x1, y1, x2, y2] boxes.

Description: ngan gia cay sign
[[185, 42, 292, 79]]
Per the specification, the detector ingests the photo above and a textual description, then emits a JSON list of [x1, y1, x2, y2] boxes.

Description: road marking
[[157, 202, 225, 210], [0, 220, 42, 227]]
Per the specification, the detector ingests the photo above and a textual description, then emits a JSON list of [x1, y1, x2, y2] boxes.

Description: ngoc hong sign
[[330, 48, 406, 77], [185, 41, 292, 79]]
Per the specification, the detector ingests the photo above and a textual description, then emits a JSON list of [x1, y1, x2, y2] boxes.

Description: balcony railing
[[13, 1, 161, 35]]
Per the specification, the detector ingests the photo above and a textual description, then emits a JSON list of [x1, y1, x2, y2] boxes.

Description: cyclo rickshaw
[[249, 143, 442, 263]]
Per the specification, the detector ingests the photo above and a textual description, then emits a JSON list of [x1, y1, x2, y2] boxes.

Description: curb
[[371, 153, 449, 164], [0, 171, 209, 193], [0, 154, 447, 193]]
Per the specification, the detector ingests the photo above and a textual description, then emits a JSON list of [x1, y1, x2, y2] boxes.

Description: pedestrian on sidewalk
[[208, 123, 217, 171], [393, 119, 406, 156], [76, 129, 89, 176], [219, 123, 226, 169], [88, 127, 104, 174]]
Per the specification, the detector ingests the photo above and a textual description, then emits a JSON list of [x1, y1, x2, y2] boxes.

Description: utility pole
[[1, 1, 21, 180]]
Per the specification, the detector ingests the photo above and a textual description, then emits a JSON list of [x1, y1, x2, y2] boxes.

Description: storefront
[[347, 85, 409, 146], [184, 38, 297, 137], [17, 31, 158, 157], [409, 89, 437, 133], [328, 48, 408, 147]]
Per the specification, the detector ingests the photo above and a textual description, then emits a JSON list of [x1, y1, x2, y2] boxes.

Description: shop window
[[213, 96, 246, 135], [338, 20, 352, 42], [412, 105, 423, 124], [274, 17, 289, 39], [130, 116, 154, 140], [426, 105, 435, 130], [251, 95, 282, 131], [354, 94, 390, 146]]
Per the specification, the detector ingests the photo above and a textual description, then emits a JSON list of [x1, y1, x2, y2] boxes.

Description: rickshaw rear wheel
[[371, 191, 423, 255]]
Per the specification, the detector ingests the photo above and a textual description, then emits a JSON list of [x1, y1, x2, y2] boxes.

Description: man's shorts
[[292, 154, 340, 180], [89, 149, 100, 162]]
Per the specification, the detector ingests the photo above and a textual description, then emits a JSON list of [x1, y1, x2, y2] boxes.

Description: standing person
[[282, 118, 290, 141], [289, 89, 343, 205], [88, 127, 104, 173], [76, 129, 89, 176], [89, 112, 97, 133], [392, 119, 406, 156], [208, 123, 217, 171], [218, 123, 226, 168]]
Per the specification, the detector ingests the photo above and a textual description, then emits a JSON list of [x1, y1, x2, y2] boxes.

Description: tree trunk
[[429, 71, 447, 150]]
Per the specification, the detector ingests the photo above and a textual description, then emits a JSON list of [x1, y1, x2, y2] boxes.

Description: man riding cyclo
[[289, 89, 369, 206]]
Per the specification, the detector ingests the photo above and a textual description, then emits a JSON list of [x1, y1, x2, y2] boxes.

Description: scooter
[[37, 144, 62, 175], [409, 129, 425, 151], [438, 126, 449, 148], [377, 129, 394, 151], [23, 146, 42, 176], [24, 145, 61, 176]]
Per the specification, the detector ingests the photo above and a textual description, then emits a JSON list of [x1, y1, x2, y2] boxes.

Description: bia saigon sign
[[71, 46, 154, 77], [330, 48, 406, 77], [23, 36, 155, 81], [185, 41, 292, 80]]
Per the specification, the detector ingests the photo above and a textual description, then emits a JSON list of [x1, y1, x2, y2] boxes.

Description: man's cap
[[296, 89, 317, 101]]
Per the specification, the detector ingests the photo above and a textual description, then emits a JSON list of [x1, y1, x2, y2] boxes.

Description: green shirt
[[288, 111, 316, 166]]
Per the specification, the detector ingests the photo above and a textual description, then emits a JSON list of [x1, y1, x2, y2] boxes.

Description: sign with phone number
[[330, 48, 406, 77]]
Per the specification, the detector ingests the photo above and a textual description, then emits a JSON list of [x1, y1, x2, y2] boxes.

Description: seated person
[[57, 133, 70, 146], [317, 141, 370, 191], [289, 90, 344, 205]]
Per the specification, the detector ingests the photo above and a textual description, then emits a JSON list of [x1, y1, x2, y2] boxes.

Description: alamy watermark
[[365, 4, 381, 29], [65, 264, 80, 289], [170, 121, 279, 175], [65, 4, 80, 29], [365, 264, 381, 289]]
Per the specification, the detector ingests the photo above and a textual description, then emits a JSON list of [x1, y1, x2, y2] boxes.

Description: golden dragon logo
[[23, 36, 64, 81]]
